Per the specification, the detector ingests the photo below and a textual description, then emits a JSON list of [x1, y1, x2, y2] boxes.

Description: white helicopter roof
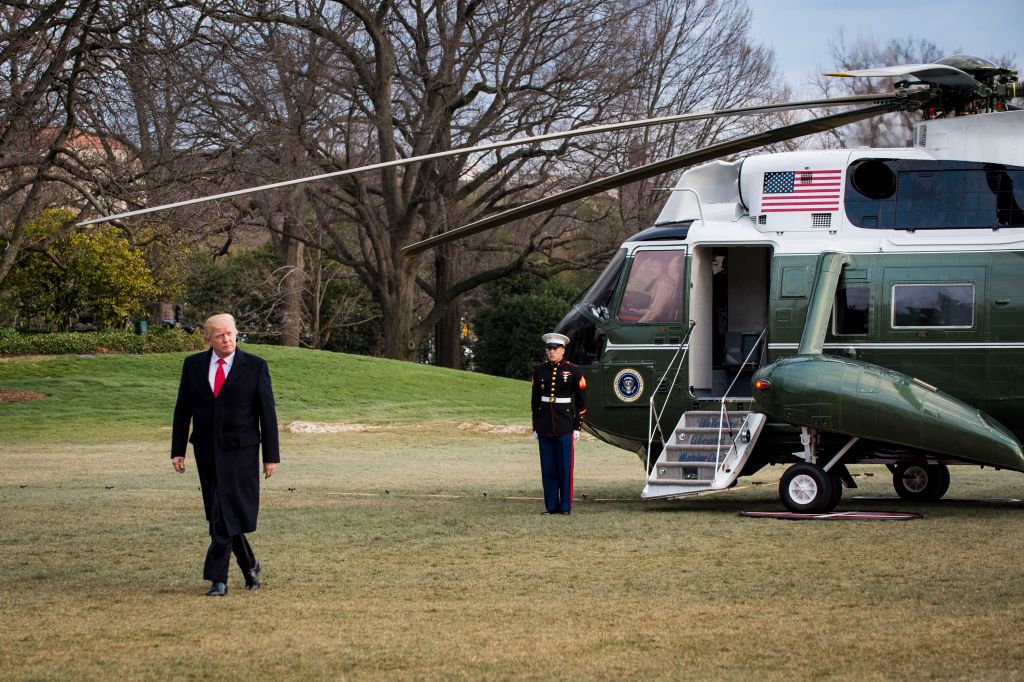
[[915, 109, 1024, 166], [654, 148, 934, 227], [652, 110, 1024, 255]]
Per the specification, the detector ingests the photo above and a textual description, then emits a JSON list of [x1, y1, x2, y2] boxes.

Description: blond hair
[[203, 313, 237, 342]]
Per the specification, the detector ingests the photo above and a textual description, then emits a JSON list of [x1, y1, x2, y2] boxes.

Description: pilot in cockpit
[[618, 251, 684, 323]]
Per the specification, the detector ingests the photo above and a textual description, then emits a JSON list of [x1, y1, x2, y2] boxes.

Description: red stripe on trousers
[[569, 437, 575, 510]]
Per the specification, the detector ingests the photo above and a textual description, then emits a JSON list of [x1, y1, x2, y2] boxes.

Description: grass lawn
[[2, 348, 1024, 679]]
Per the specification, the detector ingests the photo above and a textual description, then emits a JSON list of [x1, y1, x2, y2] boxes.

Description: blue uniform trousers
[[538, 434, 574, 513]]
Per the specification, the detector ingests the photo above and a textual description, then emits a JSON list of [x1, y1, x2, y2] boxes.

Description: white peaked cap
[[542, 332, 570, 346]]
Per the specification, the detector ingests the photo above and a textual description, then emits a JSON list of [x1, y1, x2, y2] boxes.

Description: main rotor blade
[[78, 93, 898, 227], [825, 63, 978, 89], [400, 100, 900, 258]]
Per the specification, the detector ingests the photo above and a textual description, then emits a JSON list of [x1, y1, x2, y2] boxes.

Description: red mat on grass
[[740, 510, 924, 521]]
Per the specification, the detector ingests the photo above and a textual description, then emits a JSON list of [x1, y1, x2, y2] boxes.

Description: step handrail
[[646, 321, 697, 477], [715, 327, 767, 472]]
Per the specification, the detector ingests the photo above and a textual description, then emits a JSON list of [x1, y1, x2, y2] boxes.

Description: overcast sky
[[746, 0, 1022, 92]]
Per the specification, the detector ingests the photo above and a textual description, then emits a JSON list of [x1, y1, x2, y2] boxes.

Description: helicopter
[[85, 54, 1024, 513]]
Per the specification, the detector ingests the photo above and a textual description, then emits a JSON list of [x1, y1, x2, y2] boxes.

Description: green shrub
[[472, 273, 583, 379], [0, 327, 205, 356], [4, 209, 160, 330]]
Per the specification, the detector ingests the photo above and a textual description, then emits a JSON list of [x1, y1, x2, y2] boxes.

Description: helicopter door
[[689, 245, 771, 398]]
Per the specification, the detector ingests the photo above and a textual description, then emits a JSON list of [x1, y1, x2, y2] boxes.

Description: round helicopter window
[[851, 159, 897, 200]]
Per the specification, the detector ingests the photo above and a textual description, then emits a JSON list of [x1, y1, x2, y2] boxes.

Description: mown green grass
[[2, 350, 1024, 680], [0, 345, 527, 442]]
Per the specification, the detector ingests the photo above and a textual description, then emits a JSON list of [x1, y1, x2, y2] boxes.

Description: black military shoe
[[244, 561, 261, 591], [207, 581, 228, 597]]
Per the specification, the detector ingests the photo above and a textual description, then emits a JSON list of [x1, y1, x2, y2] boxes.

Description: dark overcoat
[[171, 348, 280, 536]]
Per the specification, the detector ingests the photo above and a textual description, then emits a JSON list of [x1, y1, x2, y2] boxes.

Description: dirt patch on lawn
[[281, 421, 538, 436], [283, 422, 386, 433], [455, 422, 532, 434], [0, 388, 46, 403]]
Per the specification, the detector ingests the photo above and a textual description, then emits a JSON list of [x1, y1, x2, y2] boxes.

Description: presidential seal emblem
[[612, 368, 644, 403]]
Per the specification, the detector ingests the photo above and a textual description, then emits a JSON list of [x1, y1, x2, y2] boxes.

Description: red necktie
[[213, 358, 226, 397]]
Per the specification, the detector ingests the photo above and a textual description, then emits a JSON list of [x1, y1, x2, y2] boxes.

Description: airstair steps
[[664, 444, 722, 463], [651, 461, 717, 483], [675, 410, 749, 430], [642, 410, 766, 499]]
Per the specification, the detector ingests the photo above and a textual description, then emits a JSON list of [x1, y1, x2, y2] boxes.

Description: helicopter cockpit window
[[833, 286, 869, 336], [891, 283, 974, 328], [617, 249, 685, 324], [580, 248, 627, 322]]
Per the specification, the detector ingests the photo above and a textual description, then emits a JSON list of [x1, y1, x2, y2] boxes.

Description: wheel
[[892, 463, 950, 501], [933, 465, 951, 498], [779, 463, 838, 513], [827, 471, 844, 510]]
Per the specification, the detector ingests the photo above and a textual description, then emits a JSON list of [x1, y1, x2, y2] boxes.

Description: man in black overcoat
[[171, 313, 280, 596]]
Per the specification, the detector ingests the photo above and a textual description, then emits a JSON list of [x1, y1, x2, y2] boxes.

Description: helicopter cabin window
[[833, 287, 869, 335], [617, 249, 685, 324], [891, 283, 974, 328], [846, 160, 1024, 229], [580, 248, 627, 322]]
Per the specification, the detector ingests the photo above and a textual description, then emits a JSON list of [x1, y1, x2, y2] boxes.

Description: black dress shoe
[[207, 581, 227, 596], [244, 561, 261, 591]]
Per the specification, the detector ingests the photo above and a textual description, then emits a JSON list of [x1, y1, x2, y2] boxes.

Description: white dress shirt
[[208, 352, 235, 392]]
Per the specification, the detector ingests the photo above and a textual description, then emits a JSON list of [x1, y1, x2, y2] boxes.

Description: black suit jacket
[[172, 348, 279, 535]]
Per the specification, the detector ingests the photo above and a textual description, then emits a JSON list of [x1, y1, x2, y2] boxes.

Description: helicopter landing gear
[[779, 463, 841, 513], [891, 463, 950, 501]]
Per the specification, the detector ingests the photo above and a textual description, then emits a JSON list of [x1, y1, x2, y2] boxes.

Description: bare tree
[[0, 1, 110, 286], [806, 32, 1017, 149], [196, 0, 784, 363], [816, 33, 944, 148], [4, 1, 784, 361], [579, 0, 779, 230], [0, 2, 252, 312]]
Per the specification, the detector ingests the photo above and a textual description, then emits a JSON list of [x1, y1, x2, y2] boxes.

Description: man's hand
[[172, 456, 186, 473], [264, 462, 277, 479], [573, 430, 580, 441]]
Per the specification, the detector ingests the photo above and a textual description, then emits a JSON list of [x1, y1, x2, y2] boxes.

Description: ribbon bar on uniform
[[541, 397, 572, 403]]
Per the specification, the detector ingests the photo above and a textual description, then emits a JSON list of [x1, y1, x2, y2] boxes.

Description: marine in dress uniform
[[531, 332, 587, 514]]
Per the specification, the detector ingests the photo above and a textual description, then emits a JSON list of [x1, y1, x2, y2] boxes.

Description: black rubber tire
[[933, 464, 951, 498], [779, 463, 838, 513], [827, 471, 844, 510], [892, 463, 950, 501]]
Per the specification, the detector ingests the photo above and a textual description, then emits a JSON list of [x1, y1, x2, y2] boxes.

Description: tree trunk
[[279, 235, 305, 347], [435, 301, 461, 368], [379, 268, 419, 361], [433, 242, 462, 368], [149, 300, 174, 326]]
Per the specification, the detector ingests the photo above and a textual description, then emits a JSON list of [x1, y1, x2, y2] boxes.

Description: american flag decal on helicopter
[[761, 169, 842, 212]]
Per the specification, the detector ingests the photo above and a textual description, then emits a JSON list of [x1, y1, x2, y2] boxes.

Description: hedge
[[0, 327, 207, 356]]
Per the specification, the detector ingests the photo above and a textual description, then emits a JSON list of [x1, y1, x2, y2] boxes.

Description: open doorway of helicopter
[[688, 245, 771, 401]]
